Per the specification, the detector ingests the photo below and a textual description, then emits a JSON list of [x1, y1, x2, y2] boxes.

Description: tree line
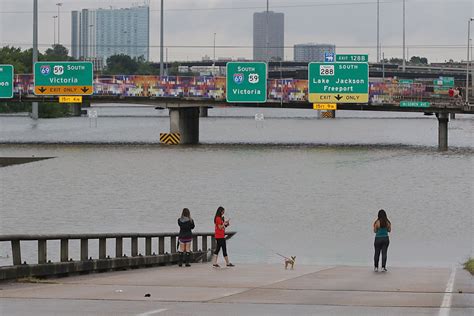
[[1, 44, 435, 75], [0, 45, 183, 75]]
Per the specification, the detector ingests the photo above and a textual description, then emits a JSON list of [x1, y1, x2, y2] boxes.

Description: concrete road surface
[[0, 264, 472, 315]]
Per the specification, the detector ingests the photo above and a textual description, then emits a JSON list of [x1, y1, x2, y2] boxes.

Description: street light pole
[[377, 0, 380, 62], [160, 0, 164, 77], [53, 16, 58, 45], [382, 52, 385, 79], [56, 3, 62, 45], [213, 32, 216, 62], [266, 0, 269, 61], [32, 0, 38, 120], [467, 18, 473, 104], [402, 0, 406, 72], [213, 32, 216, 75]]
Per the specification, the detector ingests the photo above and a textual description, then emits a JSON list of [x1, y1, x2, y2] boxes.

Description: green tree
[[105, 54, 139, 74], [409, 56, 428, 65], [0, 46, 32, 73], [135, 56, 159, 75], [389, 58, 404, 65], [43, 44, 71, 61]]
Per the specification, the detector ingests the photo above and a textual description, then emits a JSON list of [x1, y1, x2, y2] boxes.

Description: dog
[[284, 256, 296, 270]]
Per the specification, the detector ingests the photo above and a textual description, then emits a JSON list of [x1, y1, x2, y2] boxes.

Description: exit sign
[[34, 61, 93, 96], [0, 65, 14, 98], [336, 54, 368, 62]]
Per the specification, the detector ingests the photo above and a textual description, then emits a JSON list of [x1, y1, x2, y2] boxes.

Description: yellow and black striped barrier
[[320, 111, 335, 119], [160, 133, 181, 145]]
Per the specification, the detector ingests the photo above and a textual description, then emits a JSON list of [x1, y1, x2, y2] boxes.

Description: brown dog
[[284, 256, 296, 270]]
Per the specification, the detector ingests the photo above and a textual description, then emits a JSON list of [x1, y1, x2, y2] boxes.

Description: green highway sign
[[336, 54, 369, 62], [400, 101, 431, 108], [399, 79, 414, 84], [226, 62, 267, 103], [434, 77, 454, 87], [308, 62, 369, 103], [34, 61, 93, 95], [0, 65, 14, 99]]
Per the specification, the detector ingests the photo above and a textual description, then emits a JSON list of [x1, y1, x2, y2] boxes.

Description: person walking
[[212, 206, 234, 268], [373, 209, 391, 272], [178, 208, 195, 267]]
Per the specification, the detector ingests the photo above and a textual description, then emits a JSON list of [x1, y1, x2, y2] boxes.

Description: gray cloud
[[0, 0, 473, 63]]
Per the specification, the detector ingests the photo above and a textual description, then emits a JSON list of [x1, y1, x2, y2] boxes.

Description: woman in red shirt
[[212, 206, 234, 267]]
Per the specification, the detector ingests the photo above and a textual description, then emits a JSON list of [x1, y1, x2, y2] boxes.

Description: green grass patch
[[464, 258, 474, 275]]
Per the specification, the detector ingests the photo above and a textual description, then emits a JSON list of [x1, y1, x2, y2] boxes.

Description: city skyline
[[0, 0, 472, 63]]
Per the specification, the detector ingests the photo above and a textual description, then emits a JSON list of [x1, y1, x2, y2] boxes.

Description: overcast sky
[[0, 0, 473, 63]]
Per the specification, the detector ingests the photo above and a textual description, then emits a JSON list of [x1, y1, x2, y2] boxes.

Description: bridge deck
[[0, 264, 472, 315]]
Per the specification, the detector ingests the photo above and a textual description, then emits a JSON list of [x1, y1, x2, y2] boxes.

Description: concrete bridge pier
[[71, 104, 82, 116], [437, 112, 449, 151], [169, 107, 200, 144], [199, 107, 208, 117]]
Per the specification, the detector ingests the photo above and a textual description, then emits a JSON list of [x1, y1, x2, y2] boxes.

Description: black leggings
[[374, 237, 390, 268], [214, 238, 227, 257]]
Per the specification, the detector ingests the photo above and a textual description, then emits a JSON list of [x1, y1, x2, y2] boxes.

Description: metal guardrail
[[0, 231, 236, 280]]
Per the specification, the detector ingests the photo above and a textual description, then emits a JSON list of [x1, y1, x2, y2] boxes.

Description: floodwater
[[0, 107, 473, 267]]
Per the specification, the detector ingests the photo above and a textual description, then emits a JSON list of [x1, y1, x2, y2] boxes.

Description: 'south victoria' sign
[[226, 62, 267, 103], [34, 62, 93, 96], [308, 62, 369, 103]]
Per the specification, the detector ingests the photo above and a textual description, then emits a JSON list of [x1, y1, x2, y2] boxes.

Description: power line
[[0, 0, 469, 14], [0, 43, 467, 49]]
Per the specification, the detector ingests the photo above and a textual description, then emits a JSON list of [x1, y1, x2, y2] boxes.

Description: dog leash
[[276, 253, 291, 260]]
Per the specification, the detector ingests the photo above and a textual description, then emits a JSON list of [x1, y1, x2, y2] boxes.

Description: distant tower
[[253, 11, 284, 61]]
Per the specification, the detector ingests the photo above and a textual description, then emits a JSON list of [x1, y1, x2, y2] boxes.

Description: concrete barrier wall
[[0, 232, 235, 280], [0, 252, 206, 280]]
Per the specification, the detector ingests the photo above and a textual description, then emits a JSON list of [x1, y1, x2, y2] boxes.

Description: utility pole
[[53, 16, 58, 45], [266, 0, 269, 62], [213, 33, 216, 62], [213, 32, 216, 75], [467, 18, 473, 104], [56, 3, 62, 45], [402, 0, 406, 72], [377, 0, 380, 62], [32, 0, 38, 120], [160, 0, 164, 76], [382, 52, 385, 80]]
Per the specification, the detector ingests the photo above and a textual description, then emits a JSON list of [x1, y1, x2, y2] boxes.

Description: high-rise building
[[293, 43, 336, 62], [253, 11, 284, 61], [71, 6, 149, 63], [71, 11, 81, 59]]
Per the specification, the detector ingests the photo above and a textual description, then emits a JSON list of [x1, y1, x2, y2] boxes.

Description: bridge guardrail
[[0, 231, 236, 280], [10, 74, 470, 105]]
